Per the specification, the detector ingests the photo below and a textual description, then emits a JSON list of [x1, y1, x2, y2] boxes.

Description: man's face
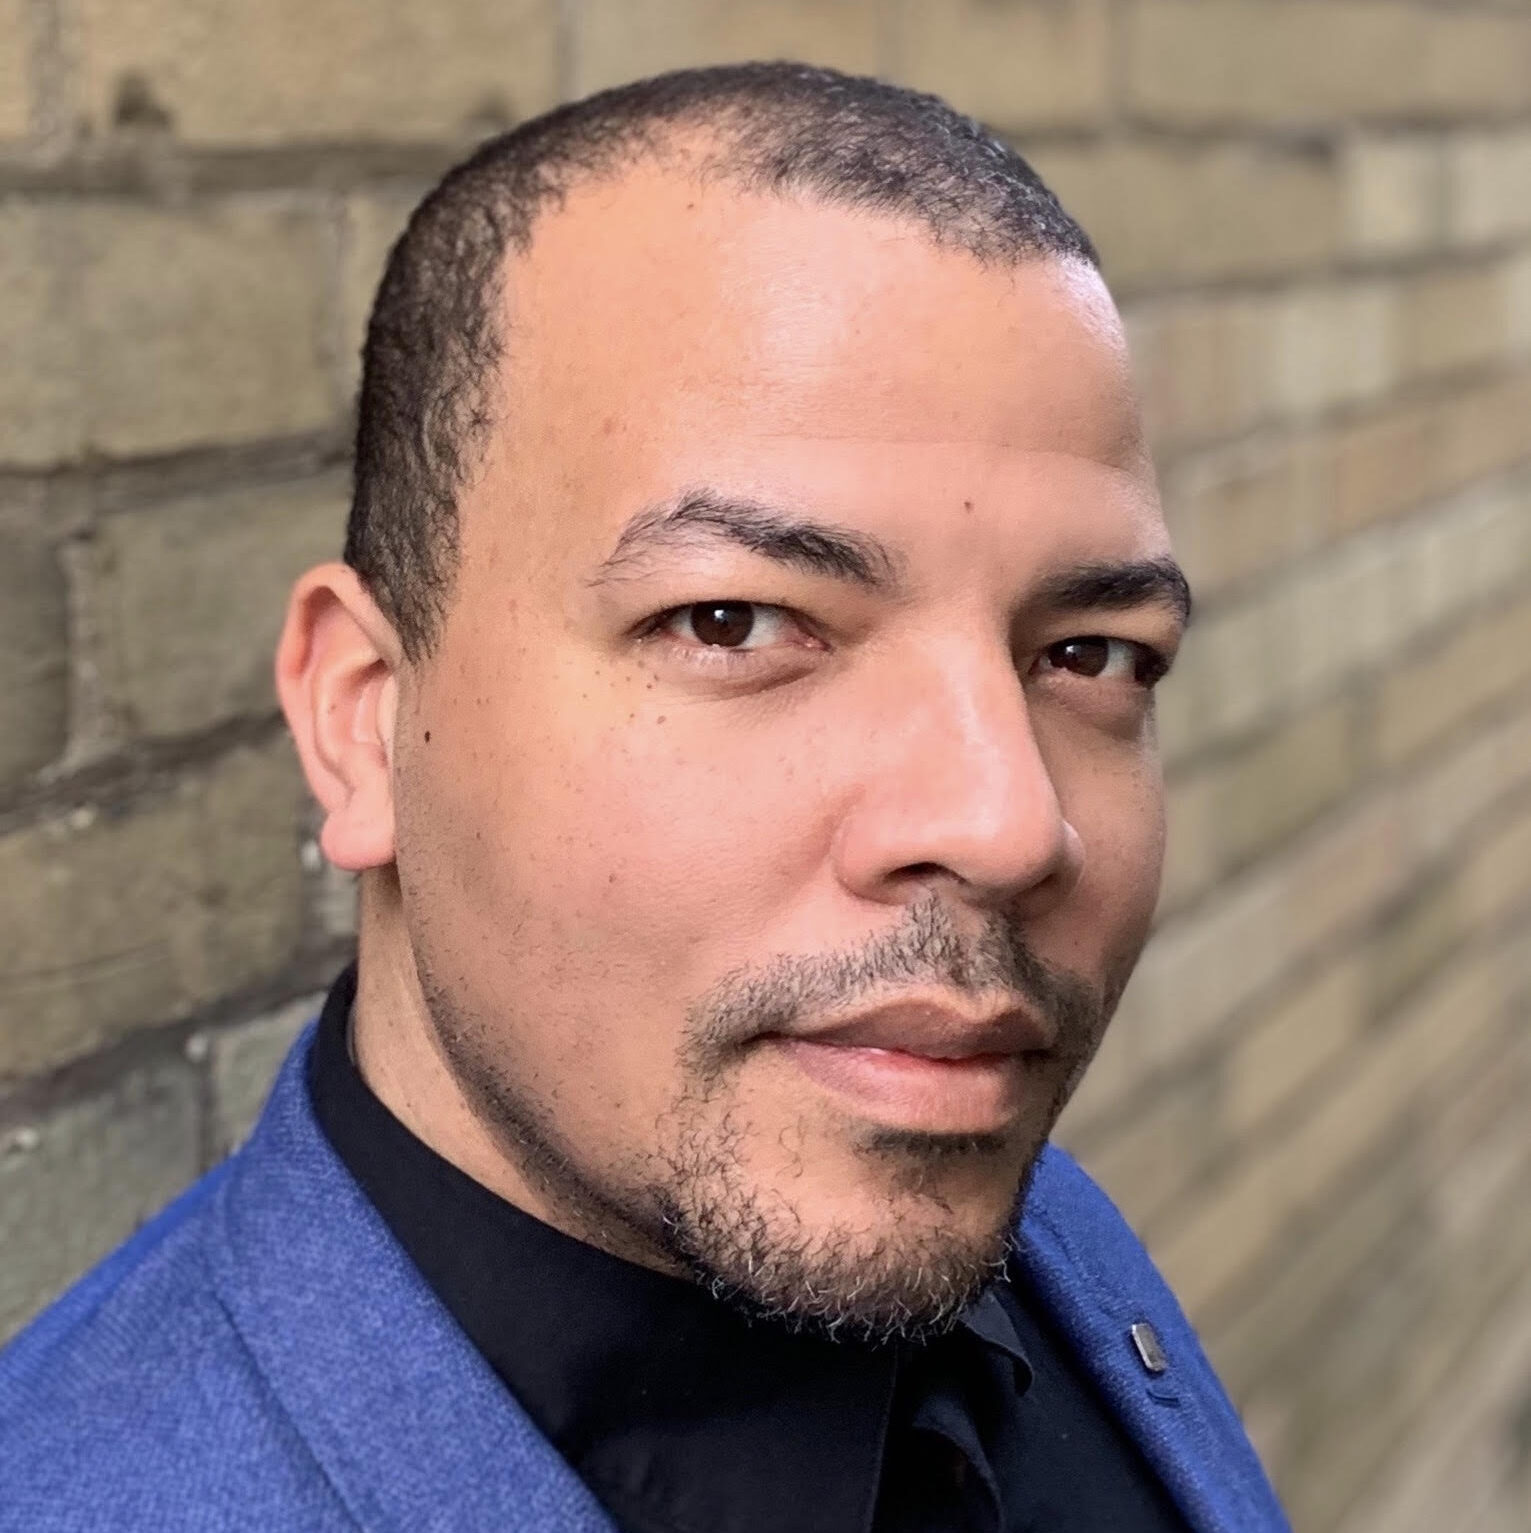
[[389, 163, 1182, 1338]]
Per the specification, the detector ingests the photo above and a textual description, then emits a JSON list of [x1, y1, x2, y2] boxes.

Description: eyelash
[[640, 601, 1172, 688]]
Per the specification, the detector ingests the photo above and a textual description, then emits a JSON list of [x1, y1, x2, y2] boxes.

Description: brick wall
[[2, 4, 1528, 1528]]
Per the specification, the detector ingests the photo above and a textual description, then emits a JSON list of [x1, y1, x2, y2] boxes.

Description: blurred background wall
[[2, 2, 1529, 1527]]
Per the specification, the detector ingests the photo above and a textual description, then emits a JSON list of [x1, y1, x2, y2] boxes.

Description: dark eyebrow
[[1036, 558, 1193, 628], [587, 489, 906, 594]]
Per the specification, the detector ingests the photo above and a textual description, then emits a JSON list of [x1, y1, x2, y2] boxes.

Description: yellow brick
[[1435, 370, 1531, 494], [1030, 141, 1341, 291], [1321, 370, 1531, 539], [1375, 595, 1531, 766], [77, 0, 559, 145], [1127, 1, 1425, 126], [1445, 129, 1531, 246], [1166, 369, 1531, 581], [1396, 262, 1514, 383], [99, 476, 349, 739], [1126, 293, 1284, 451], [1156, 938, 1517, 1314], [1163, 432, 1325, 598], [1323, 396, 1438, 537], [572, 0, 881, 95], [892, 0, 1110, 130], [1335, 1262, 1531, 1533], [0, 743, 304, 1084], [1342, 133, 1444, 258], [1066, 1069, 1221, 1234], [1401, 695, 1531, 867], [1424, 8, 1531, 117], [1269, 281, 1398, 418], [1127, 2, 1531, 127], [1458, 802, 1531, 928], [1508, 249, 1531, 358], [1162, 701, 1343, 905], [1172, 700, 1363, 910], [0, 207, 83, 467], [1208, 1149, 1418, 1401], [76, 201, 333, 457], [0, 0, 29, 139], [1370, 873, 1470, 1018], [0, 530, 69, 791], [1171, 582, 1298, 750]]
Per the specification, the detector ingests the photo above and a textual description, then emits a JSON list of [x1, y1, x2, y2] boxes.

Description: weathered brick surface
[[1126, 2, 1531, 127], [76, 0, 560, 146], [573, 0, 881, 94], [1396, 260, 1519, 382], [892, 0, 1110, 131], [0, 1061, 201, 1342], [0, 206, 84, 467], [203, 990, 322, 1156], [76, 201, 334, 459], [1374, 593, 1531, 766], [1153, 927, 1525, 1316], [1155, 365, 1531, 601], [0, 530, 69, 790], [1031, 141, 1341, 291], [1162, 698, 1362, 909], [1445, 128, 1531, 247], [1337, 1263, 1531, 1533], [99, 475, 347, 739], [1220, 956, 1368, 1140], [0, 0, 30, 140], [0, 742, 304, 1085], [1161, 465, 1531, 764], [1342, 134, 1443, 258]]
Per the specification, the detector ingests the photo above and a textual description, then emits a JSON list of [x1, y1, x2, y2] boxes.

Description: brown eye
[[1037, 637, 1168, 688], [688, 602, 756, 647], [1047, 638, 1112, 677]]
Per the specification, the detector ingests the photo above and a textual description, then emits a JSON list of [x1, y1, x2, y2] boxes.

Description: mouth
[[766, 998, 1055, 1135]]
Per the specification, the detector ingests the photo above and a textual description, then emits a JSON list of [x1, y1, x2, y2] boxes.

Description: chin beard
[[643, 1120, 1040, 1347]]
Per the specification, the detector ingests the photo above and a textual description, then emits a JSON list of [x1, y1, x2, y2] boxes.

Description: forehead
[[463, 161, 1157, 581]]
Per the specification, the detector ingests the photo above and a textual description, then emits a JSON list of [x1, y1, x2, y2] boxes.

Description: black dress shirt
[[309, 966, 1188, 1533]]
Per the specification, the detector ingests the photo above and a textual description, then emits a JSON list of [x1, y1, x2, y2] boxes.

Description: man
[[0, 64, 1288, 1532]]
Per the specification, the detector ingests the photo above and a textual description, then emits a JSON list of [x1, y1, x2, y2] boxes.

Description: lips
[[766, 997, 1055, 1133], [781, 998, 1056, 1060]]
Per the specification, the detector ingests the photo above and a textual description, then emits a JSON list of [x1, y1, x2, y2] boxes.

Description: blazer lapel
[[206, 1026, 617, 1533], [1016, 1145, 1292, 1533]]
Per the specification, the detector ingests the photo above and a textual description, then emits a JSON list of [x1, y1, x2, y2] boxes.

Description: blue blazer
[[0, 1025, 1289, 1531]]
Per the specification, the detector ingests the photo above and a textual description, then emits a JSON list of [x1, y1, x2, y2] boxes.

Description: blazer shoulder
[[0, 1155, 350, 1532]]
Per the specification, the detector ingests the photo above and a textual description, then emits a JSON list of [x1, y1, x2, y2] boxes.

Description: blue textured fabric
[[0, 1023, 1289, 1532]]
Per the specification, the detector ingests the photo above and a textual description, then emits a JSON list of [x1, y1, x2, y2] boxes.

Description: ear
[[275, 562, 403, 872]]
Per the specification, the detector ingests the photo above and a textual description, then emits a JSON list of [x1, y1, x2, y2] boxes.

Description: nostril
[[895, 862, 947, 882]]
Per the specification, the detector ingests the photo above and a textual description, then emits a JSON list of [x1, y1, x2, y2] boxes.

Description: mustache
[[682, 893, 1103, 1078]]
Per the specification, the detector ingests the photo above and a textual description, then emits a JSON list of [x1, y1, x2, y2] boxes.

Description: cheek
[[405, 674, 826, 1013]]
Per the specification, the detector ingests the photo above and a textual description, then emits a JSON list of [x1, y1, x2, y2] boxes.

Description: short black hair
[[345, 62, 1099, 659]]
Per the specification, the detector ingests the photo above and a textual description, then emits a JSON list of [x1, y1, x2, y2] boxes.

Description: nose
[[832, 644, 1084, 914]]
